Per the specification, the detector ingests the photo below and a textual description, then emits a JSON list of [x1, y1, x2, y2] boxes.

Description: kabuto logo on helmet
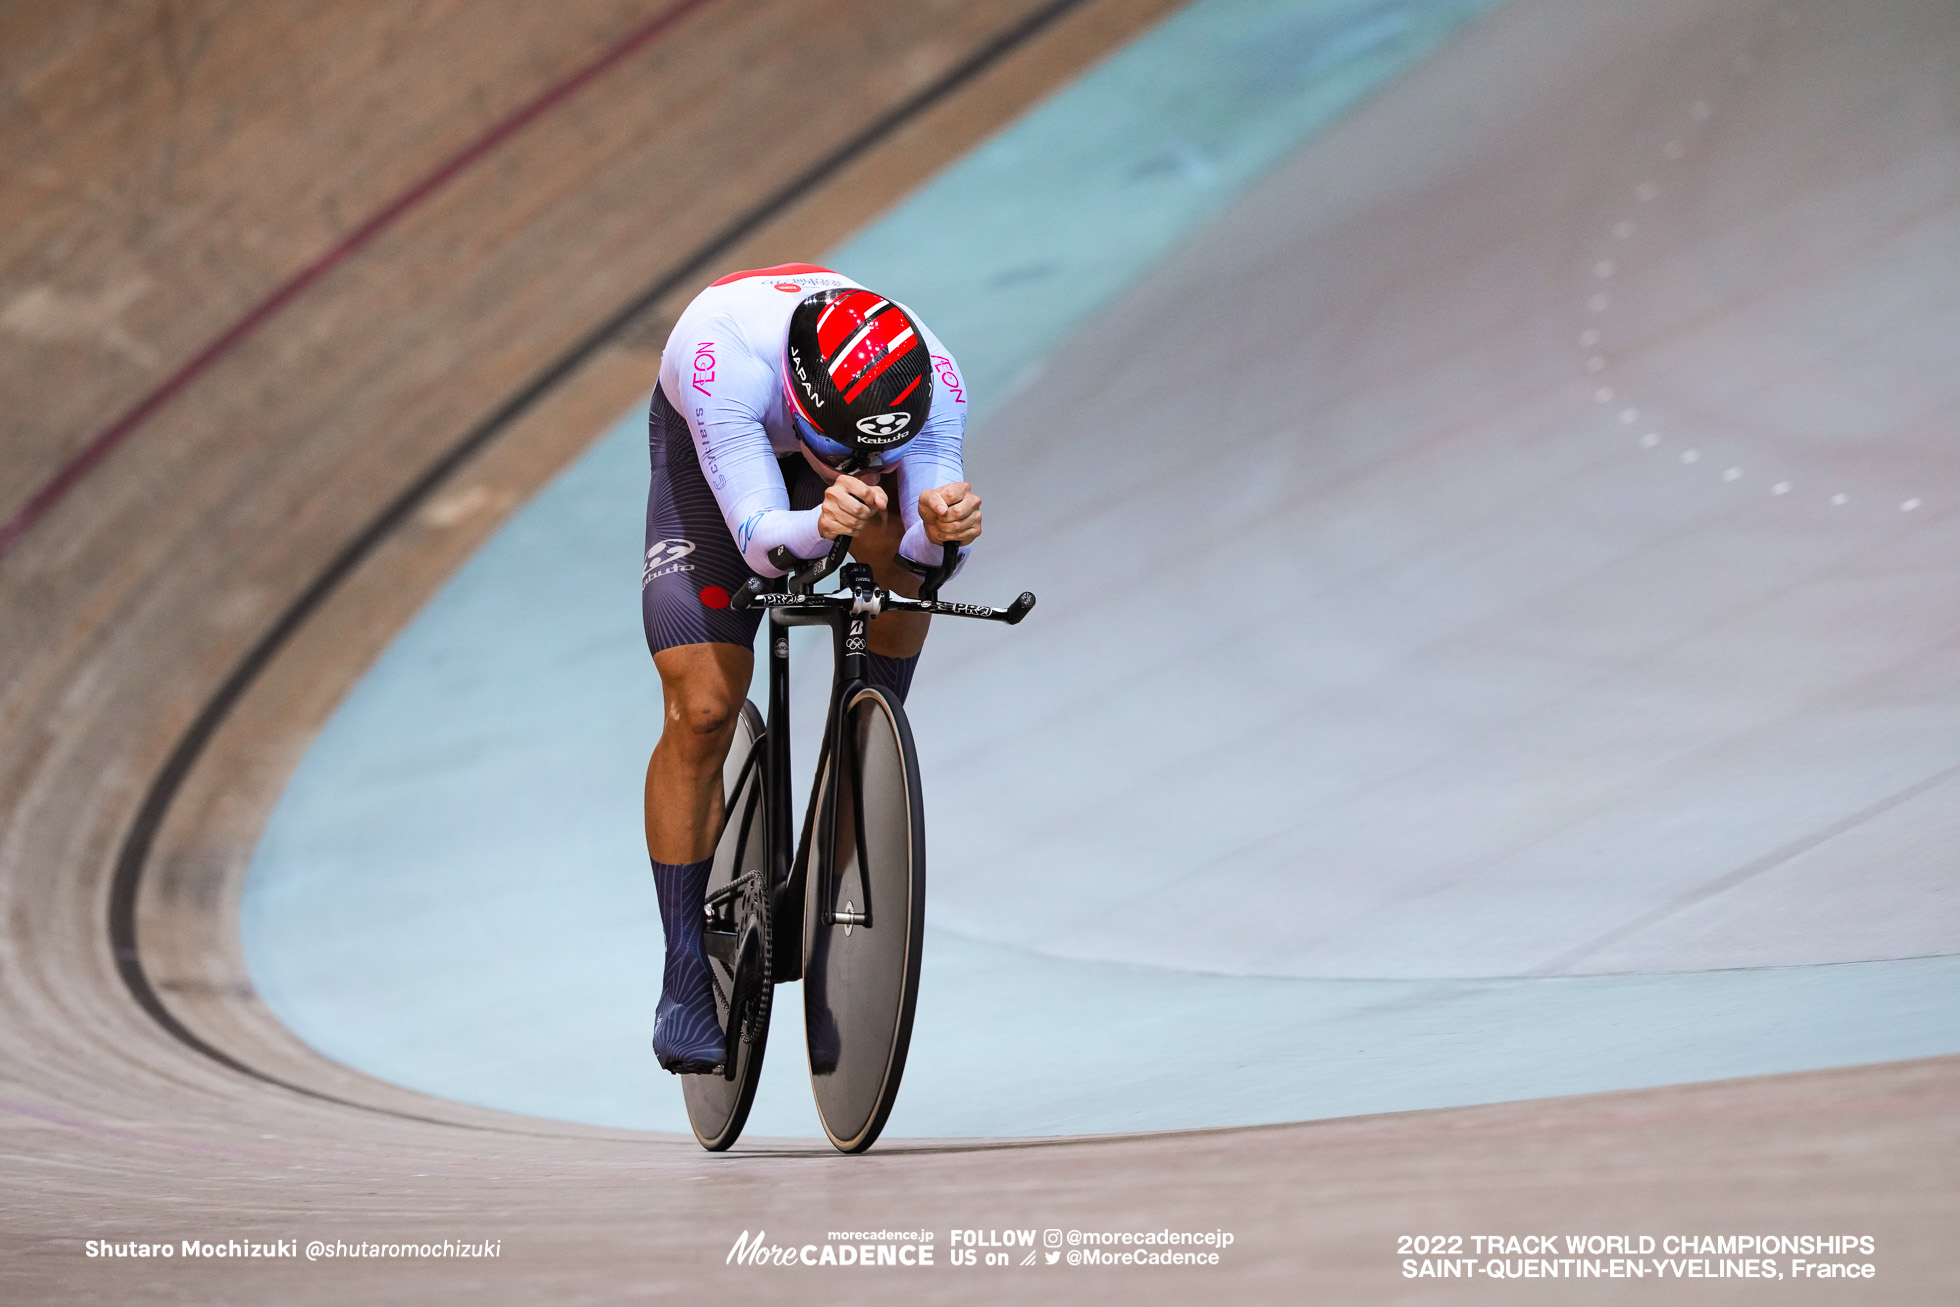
[[854, 412, 912, 441]]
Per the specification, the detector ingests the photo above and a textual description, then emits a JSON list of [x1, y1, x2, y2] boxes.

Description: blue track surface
[[241, 0, 1960, 1140]]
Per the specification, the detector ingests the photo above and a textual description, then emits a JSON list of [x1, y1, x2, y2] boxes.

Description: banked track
[[2, 2, 1957, 1304]]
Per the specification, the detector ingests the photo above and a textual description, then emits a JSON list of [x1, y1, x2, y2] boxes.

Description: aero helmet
[[782, 288, 933, 473]]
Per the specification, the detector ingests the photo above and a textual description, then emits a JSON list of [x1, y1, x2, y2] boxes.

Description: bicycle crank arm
[[700, 926, 740, 968]]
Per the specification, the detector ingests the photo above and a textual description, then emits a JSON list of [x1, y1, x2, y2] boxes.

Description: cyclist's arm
[[894, 336, 970, 569], [667, 328, 825, 576]]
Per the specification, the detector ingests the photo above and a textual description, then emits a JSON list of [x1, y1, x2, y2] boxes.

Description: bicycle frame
[[760, 555, 858, 983], [736, 536, 1033, 983]]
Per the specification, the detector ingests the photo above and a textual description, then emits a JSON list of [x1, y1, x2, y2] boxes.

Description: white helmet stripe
[[824, 300, 892, 381], [813, 297, 847, 338]]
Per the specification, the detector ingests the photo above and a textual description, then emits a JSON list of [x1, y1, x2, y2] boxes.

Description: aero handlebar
[[767, 537, 852, 592], [736, 537, 1033, 625], [918, 539, 960, 603]]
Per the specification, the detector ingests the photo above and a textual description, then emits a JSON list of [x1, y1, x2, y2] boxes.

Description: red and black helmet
[[782, 288, 933, 473]]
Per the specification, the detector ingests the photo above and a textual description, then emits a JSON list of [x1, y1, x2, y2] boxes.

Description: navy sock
[[650, 857, 723, 1071], [864, 651, 920, 704]]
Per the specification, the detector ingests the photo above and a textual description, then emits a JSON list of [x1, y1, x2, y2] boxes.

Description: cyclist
[[641, 264, 982, 1073]]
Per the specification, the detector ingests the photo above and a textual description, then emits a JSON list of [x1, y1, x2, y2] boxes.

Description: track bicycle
[[680, 536, 1033, 1153]]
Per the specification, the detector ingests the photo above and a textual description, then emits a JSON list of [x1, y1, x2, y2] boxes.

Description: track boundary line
[[0, 0, 718, 559], [105, 0, 1096, 1124]]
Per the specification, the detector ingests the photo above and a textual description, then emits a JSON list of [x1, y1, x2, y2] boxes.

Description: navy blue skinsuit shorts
[[641, 381, 825, 656]]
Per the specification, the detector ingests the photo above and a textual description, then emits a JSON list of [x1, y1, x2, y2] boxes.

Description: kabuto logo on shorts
[[854, 411, 912, 441], [643, 538, 697, 585]]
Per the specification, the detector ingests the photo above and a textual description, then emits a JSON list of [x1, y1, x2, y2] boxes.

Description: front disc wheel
[[803, 686, 925, 1154]]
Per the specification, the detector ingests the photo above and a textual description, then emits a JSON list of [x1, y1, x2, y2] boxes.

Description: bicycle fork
[[817, 562, 878, 934]]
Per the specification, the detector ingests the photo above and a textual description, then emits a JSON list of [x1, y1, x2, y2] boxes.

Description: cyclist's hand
[[819, 474, 888, 539], [920, 482, 982, 545]]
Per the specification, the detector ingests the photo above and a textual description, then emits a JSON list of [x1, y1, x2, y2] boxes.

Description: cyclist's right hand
[[818, 474, 888, 539]]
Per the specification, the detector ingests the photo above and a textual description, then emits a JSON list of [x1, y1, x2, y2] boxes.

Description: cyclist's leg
[[646, 644, 750, 1072], [646, 643, 752, 863], [644, 385, 763, 1072]]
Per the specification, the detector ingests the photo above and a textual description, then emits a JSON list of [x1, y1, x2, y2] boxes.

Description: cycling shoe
[[652, 975, 725, 1075], [651, 857, 725, 1075]]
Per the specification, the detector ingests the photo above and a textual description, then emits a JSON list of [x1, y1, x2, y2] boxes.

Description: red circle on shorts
[[774, 282, 803, 292], [698, 585, 731, 609]]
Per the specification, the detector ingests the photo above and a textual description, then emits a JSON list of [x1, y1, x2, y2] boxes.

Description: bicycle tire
[[683, 700, 771, 1151], [802, 685, 926, 1154]]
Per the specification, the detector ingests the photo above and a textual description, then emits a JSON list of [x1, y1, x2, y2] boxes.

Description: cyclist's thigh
[[643, 384, 765, 656]]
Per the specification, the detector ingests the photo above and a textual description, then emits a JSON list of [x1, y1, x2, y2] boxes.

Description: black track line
[[106, 0, 1096, 1128]]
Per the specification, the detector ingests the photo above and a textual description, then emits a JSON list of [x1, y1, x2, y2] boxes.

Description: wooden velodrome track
[[2, 1, 1955, 1301]]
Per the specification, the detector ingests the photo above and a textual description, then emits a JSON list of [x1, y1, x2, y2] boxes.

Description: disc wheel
[[682, 700, 771, 1151], [803, 685, 925, 1154]]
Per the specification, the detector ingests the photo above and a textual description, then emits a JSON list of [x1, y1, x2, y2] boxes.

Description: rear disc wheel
[[682, 701, 771, 1151]]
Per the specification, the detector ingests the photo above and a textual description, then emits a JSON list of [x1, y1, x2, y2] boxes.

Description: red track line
[[0, 0, 716, 561]]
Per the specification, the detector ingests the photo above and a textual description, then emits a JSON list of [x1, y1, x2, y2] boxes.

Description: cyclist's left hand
[[919, 482, 983, 545]]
